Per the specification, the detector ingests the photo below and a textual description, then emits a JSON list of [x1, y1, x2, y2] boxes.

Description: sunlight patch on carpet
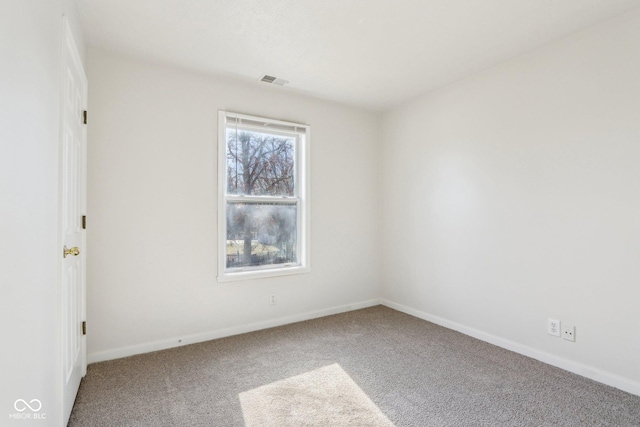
[[239, 363, 395, 427]]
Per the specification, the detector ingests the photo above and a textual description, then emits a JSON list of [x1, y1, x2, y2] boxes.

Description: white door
[[60, 17, 87, 425]]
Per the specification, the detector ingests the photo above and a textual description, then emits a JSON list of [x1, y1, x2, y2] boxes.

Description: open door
[[59, 17, 87, 425]]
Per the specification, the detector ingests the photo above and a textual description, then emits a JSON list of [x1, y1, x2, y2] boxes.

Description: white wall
[[0, 0, 85, 425], [86, 49, 381, 360], [381, 9, 640, 393]]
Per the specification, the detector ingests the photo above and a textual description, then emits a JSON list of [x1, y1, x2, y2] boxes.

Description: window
[[217, 111, 310, 282]]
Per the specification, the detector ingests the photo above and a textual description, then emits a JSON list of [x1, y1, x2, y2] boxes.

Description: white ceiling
[[75, 0, 640, 111]]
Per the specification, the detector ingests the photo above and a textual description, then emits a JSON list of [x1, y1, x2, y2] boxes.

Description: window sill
[[217, 265, 310, 283]]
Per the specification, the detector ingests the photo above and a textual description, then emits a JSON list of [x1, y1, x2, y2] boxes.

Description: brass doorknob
[[63, 246, 80, 258]]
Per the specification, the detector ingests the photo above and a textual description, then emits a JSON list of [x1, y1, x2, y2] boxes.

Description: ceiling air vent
[[260, 75, 289, 86]]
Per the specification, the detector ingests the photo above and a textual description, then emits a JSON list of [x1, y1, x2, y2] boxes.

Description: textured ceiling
[[75, 0, 640, 111]]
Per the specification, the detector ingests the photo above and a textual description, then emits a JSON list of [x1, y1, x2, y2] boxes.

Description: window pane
[[226, 202, 297, 268], [226, 128, 295, 196]]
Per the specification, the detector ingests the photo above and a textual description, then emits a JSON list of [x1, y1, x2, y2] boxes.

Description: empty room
[[3, 0, 640, 426]]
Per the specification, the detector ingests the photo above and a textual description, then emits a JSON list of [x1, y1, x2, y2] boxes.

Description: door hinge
[[83, 110, 87, 125], [82, 321, 86, 336], [82, 215, 87, 229]]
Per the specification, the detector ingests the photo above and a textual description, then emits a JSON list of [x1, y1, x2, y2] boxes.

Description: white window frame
[[217, 111, 310, 282]]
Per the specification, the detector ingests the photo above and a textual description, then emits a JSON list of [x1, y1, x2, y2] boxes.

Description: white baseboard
[[88, 297, 640, 398], [380, 299, 640, 397], [87, 298, 381, 364]]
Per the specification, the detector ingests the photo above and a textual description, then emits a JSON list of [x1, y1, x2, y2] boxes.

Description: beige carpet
[[69, 306, 640, 426], [239, 363, 394, 426]]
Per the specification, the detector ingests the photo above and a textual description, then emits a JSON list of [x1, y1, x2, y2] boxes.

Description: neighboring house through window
[[217, 111, 310, 282]]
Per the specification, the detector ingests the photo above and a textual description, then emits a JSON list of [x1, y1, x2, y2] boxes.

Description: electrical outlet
[[269, 294, 277, 306], [548, 318, 560, 337], [562, 324, 576, 342]]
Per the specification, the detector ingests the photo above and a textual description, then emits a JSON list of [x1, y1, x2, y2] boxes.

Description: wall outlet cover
[[562, 324, 576, 342]]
